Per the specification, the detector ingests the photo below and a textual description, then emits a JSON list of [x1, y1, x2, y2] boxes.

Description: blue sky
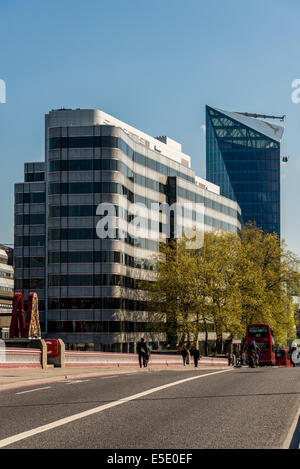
[[0, 0, 300, 254]]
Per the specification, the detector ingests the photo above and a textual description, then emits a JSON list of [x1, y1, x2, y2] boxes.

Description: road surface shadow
[[1, 391, 300, 409]]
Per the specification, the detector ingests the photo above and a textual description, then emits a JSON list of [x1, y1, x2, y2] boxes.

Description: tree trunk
[[216, 333, 223, 354], [205, 330, 208, 356]]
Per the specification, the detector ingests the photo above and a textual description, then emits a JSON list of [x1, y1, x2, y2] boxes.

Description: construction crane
[[237, 112, 286, 122]]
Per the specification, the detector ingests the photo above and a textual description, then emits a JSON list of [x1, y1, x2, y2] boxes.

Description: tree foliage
[[146, 224, 300, 353]]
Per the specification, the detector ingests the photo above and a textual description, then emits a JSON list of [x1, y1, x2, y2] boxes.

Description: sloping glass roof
[[208, 106, 284, 142]]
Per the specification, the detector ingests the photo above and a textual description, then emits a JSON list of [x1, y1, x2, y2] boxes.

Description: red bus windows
[[248, 325, 269, 338]]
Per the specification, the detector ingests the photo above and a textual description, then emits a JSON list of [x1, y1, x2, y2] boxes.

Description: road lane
[[0, 369, 231, 448], [0, 367, 299, 449], [0, 369, 225, 442]]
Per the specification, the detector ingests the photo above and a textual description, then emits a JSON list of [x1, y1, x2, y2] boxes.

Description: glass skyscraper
[[206, 105, 283, 236]]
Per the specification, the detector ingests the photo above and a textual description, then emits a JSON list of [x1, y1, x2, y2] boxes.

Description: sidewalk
[[0, 363, 228, 393]]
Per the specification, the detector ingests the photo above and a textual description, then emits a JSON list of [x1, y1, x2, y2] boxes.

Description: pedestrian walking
[[227, 353, 232, 366], [232, 352, 236, 367], [191, 347, 201, 367], [181, 346, 189, 366], [144, 344, 151, 367], [136, 338, 148, 368]]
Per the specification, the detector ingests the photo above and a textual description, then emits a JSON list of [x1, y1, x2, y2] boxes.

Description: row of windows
[[50, 204, 97, 217], [234, 192, 280, 203], [24, 172, 45, 182], [49, 204, 164, 234], [48, 274, 151, 288], [48, 181, 239, 222], [215, 161, 279, 171], [48, 135, 194, 183], [176, 187, 238, 218], [47, 320, 154, 334], [15, 214, 46, 225], [48, 250, 157, 271], [15, 236, 45, 247], [15, 257, 45, 268], [0, 271, 13, 279], [240, 202, 279, 213], [16, 274, 151, 290], [49, 203, 237, 232], [0, 286, 14, 293], [15, 192, 45, 204], [241, 213, 280, 225], [48, 297, 149, 311], [229, 182, 279, 193], [223, 171, 280, 183], [48, 229, 159, 252], [15, 279, 44, 289], [15, 232, 159, 252], [218, 139, 279, 151], [50, 204, 160, 225], [0, 303, 12, 309], [49, 158, 165, 194], [49, 182, 136, 205], [210, 169, 280, 183]]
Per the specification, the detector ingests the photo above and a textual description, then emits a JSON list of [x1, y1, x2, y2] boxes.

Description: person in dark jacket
[[136, 338, 148, 368], [191, 347, 201, 367]]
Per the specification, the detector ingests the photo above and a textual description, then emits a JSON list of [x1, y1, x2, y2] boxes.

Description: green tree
[[146, 224, 300, 354], [238, 223, 300, 347]]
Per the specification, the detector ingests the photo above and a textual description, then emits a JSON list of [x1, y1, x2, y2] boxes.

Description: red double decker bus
[[246, 323, 275, 366]]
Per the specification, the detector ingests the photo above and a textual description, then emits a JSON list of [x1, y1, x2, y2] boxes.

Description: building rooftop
[[208, 105, 284, 142], [47, 108, 191, 167]]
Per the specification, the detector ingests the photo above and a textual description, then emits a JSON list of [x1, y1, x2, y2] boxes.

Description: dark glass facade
[[206, 105, 281, 236]]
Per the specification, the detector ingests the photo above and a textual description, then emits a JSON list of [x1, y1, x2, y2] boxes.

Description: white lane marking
[[0, 369, 231, 448], [65, 380, 90, 385], [16, 387, 52, 395], [101, 375, 119, 379]]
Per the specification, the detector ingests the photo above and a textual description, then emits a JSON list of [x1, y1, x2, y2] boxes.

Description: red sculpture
[[9, 293, 25, 338], [9, 292, 41, 339], [25, 292, 41, 339]]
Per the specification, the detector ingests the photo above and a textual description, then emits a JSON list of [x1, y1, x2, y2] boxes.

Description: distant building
[[206, 105, 283, 237], [14, 108, 241, 351], [0, 244, 14, 338]]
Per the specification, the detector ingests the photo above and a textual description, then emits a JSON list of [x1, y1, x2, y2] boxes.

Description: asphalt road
[[0, 366, 299, 449]]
